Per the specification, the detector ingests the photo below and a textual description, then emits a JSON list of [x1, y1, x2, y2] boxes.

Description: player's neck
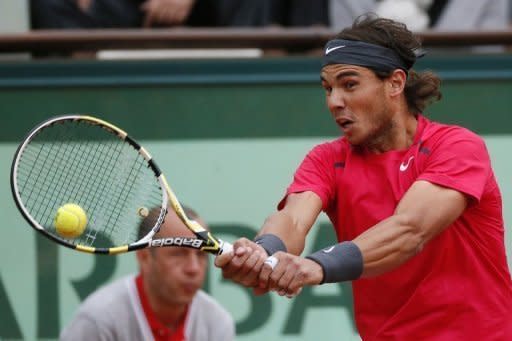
[[393, 112, 418, 149], [365, 111, 418, 154]]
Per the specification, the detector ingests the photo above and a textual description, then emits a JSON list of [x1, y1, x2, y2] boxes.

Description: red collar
[[135, 274, 187, 341]]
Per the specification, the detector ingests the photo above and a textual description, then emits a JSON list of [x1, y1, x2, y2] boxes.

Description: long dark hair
[[335, 14, 442, 114]]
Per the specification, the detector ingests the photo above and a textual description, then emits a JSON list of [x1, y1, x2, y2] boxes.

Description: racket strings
[[117, 156, 157, 244], [67, 136, 116, 245], [15, 119, 165, 248], [81, 136, 132, 244], [20, 124, 73, 227], [72, 124, 161, 246], [42, 129, 98, 230], [25, 123, 112, 233], [92, 142, 148, 244], [18, 123, 91, 233]]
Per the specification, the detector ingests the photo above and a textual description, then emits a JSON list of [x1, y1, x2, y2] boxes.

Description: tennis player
[[61, 206, 235, 341], [216, 14, 512, 340]]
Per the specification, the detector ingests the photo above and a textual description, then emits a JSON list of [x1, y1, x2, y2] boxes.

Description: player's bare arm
[[353, 180, 468, 277], [266, 180, 468, 296], [259, 191, 322, 255], [255, 192, 324, 295], [215, 191, 322, 292]]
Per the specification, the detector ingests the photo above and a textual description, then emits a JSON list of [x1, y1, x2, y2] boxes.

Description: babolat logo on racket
[[151, 237, 204, 249]]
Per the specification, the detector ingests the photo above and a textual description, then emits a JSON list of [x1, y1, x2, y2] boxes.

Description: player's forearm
[[257, 191, 322, 256], [353, 213, 426, 278], [258, 211, 307, 256]]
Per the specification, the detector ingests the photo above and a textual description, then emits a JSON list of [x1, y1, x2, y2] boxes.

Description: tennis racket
[[10, 115, 233, 256]]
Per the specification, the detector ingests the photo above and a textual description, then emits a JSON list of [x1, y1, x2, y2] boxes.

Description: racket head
[[11, 115, 168, 254]]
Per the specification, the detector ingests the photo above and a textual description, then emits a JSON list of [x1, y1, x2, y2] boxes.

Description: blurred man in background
[[61, 205, 235, 341]]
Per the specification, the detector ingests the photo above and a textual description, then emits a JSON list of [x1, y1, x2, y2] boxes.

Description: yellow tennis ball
[[54, 203, 87, 239]]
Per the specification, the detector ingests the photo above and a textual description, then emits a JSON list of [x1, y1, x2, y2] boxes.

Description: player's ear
[[388, 69, 406, 96]]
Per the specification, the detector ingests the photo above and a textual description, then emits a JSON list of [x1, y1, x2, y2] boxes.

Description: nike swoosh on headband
[[325, 45, 346, 55]]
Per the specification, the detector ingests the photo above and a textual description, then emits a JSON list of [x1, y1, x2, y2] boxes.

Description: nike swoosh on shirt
[[399, 156, 415, 172], [325, 45, 346, 54]]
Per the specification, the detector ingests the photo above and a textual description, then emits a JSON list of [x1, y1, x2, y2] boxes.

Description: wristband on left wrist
[[253, 233, 287, 256]]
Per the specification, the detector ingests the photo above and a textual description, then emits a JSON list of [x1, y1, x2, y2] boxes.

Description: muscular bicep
[[354, 180, 468, 277], [260, 191, 323, 255], [396, 180, 468, 243]]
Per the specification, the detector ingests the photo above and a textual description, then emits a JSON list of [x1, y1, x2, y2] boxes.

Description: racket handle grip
[[219, 240, 233, 255]]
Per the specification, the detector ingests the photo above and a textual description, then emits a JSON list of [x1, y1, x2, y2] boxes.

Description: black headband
[[322, 39, 414, 73]]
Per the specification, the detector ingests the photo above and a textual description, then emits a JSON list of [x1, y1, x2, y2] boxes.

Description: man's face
[[321, 64, 396, 148], [138, 212, 208, 307]]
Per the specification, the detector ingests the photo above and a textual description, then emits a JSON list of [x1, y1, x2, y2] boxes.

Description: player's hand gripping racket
[[10, 115, 233, 255]]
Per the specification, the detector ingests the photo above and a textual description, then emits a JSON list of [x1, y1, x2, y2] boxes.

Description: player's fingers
[[238, 249, 267, 287], [215, 238, 250, 274], [229, 246, 262, 283], [276, 255, 302, 290], [222, 249, 250, 274], [285, 287, 303, 298], [221, 238, 263, 283], [214, 248, 234, 267], [230, 244, 253, 266], [229, 238, 252, 256], [277, 288, 287, 296], [283, 272, 306, 298], [240, 250, 269, 288], [268, 267, 285, 292], [266, 255, 289, 292], [252, 286, 270, 296], [284, 258, 318, 297], [233, 238, 254, 248], [276, 269, 295, 293], [259, 256, 275, 290]]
